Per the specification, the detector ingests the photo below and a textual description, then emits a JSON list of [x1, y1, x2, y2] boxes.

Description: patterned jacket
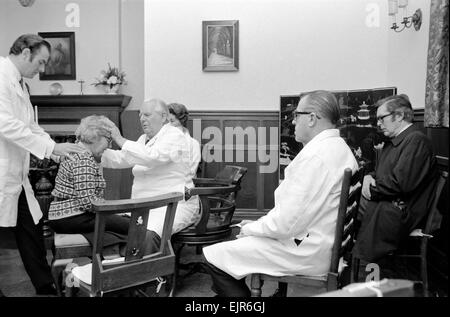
[[48, 151, 106, 220]]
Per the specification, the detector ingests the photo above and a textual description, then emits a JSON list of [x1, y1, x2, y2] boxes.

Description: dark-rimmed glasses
[[376, 112, 394, 123]]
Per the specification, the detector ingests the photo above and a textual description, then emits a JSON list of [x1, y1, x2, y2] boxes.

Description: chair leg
[[51, 264, 63, 297], [276, 282, 288, 297], [352, 257, 360, 283], [421, 255, 429, 297], [167, 274, 176, 297], [250, 274, 262, 297], [173, 243, 186, 290]]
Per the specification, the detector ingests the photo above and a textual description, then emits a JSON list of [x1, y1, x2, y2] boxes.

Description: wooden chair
[[198, 164, 248, 201], [174, 165, 247, 253], [63, 192, 183, 297], [353, 170, 448, 296], [171, 165, 247, 292], [250, 167, 363, 297], [395, 171, 448, 296]]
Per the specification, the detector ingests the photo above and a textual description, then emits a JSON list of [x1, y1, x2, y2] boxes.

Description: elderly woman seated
[[48, 115, 158, 255]]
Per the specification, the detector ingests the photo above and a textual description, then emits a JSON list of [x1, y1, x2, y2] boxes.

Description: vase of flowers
[[93, 63, 126, 94]]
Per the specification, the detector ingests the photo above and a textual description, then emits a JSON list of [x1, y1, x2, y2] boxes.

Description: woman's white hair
[[75, 115, 113, 144]]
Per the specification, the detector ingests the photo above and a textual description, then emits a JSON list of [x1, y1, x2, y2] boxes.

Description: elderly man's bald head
[[141, 98, 169, 116]]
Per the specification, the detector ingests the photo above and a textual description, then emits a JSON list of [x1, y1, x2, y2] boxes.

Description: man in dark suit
[[354, 94, 438, 263]]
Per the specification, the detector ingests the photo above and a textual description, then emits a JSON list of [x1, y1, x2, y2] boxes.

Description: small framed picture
[[38, 32, 76, 80], [202, 20, 239, 72]]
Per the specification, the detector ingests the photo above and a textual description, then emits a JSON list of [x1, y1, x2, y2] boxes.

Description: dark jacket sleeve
[[370, 133, 434, 201]]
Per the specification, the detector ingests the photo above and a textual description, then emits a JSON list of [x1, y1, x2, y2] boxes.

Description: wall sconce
[[388, 0, 422, 32], [18, 0, 35, 7]]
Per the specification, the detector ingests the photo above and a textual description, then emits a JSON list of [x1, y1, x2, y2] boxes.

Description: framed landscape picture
[[38, 32, 76, 80], [202, 20, 239, 72]]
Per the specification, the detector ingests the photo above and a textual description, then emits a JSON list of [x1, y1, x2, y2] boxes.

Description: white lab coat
[[101, 123, 200, 237], [203, 129, 358, 279], [185, 130, 201, 180], [0, 57, 55, 227]]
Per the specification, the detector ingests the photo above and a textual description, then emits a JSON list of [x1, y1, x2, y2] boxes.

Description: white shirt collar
[[145, 123, 171, 144], [302, 129, 340, 152], [396, 123, 413, 137]]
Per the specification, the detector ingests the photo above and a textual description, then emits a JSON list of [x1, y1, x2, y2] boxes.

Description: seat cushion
[[55, 233, 90, 247]]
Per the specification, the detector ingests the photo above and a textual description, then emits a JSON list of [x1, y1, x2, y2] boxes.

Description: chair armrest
[[92, 192, 184, 213], [189, 185, 236, 196], [193, 178, 232, 186]]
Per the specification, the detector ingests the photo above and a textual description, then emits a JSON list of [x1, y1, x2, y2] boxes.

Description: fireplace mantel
[[30, 94, 131, 109], [29, 94, 132, 127]]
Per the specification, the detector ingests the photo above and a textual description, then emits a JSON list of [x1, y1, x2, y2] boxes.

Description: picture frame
[[202, 20, 239, 72], [38, 32, 76, 80]]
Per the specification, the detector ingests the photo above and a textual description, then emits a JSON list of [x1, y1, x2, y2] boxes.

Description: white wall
[[0, 0, 121, 96], [145, 0, 391, 111], [0, 0, 431, 111], [0, 0, 144, 110], [386, 0, 431, 108], [120, 0, 145, 110]]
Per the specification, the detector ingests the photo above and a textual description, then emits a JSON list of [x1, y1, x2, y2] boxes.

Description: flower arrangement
[[93, 63, 126, 89]]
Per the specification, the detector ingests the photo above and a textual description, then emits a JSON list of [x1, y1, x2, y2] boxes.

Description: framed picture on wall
[[202, 20, 239, 72], [38, 32, 76, 80]]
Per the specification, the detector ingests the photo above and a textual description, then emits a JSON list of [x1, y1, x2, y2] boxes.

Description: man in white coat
[[102, 98, 200, 253], [0, 34, 83, 295], [203, 90, 358, 297]]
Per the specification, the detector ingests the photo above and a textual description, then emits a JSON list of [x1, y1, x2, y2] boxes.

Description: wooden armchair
[[196, 165, 248, 202], [62, 192, 183, 297], [353, 170, 448, 296], [250, 167, 363, 296], [396, 170, 447, 296], [171, 165, 247, 293]]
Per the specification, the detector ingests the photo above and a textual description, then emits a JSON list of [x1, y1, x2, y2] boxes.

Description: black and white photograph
[[0, 0, 448, 304]]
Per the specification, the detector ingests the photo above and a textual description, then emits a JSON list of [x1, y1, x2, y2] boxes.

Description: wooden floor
[[0, 227, 447, 297], [1, 227, 282, 297]]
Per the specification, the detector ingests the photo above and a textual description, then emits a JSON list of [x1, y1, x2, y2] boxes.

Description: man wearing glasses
[[202, 90, 358, 297], [354, 94, 438, 265]]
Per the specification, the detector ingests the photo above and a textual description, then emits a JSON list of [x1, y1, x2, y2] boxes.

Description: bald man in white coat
[[203, 91, 358, 297], [101, 99, 200, 251]]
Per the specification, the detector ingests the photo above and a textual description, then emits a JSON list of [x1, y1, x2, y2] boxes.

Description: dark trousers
[[13, 189, 53, 290], [49, 213, 162, 256], [49, 213, 130, 247], [202, 256, 250, 297]]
